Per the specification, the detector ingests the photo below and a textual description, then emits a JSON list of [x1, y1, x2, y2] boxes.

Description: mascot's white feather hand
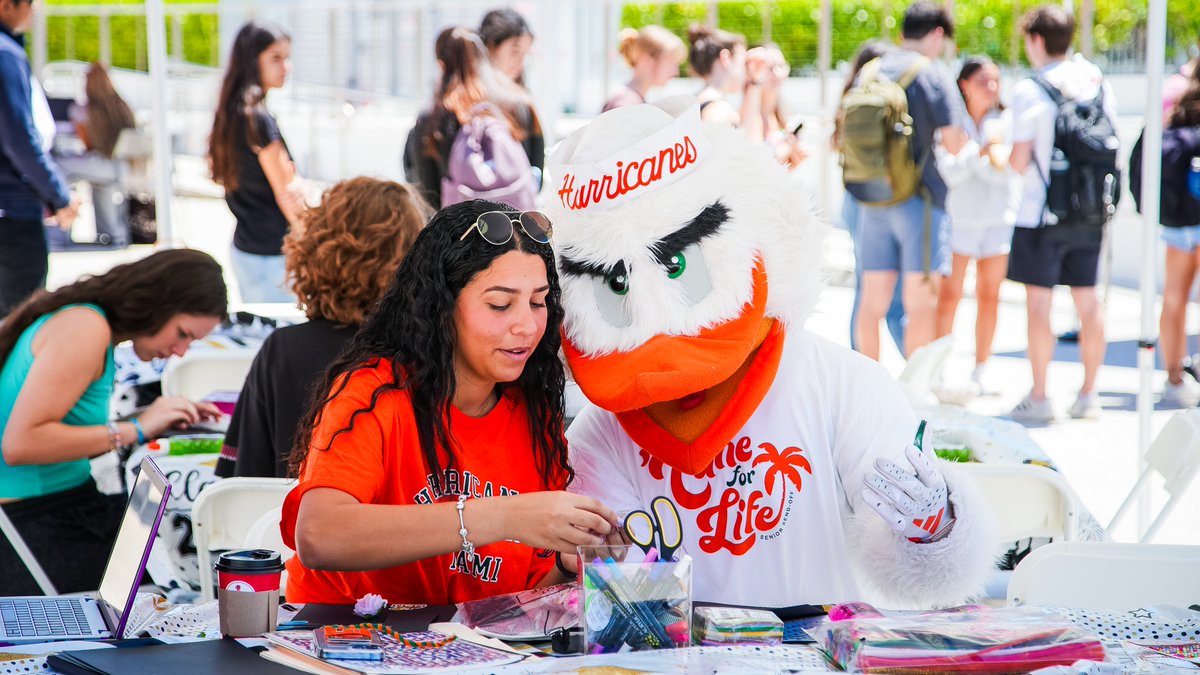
[[861, 444, 953, 542]]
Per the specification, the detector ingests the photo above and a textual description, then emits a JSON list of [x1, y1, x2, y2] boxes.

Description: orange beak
[[563, 260, 768, 413]]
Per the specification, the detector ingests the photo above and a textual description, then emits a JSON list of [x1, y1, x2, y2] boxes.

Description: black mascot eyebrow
[[558, 201, 728, 279]]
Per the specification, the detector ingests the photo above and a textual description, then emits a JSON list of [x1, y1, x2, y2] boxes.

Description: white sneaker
[[1068, 392, 1100, 419], [970, 364, 996, 396], [1009, 395, 1054, 424], [1160, 380, 1200, 408]]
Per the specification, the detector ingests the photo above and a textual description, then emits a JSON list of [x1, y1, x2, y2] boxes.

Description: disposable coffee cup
[[215, 549, 284, 638]]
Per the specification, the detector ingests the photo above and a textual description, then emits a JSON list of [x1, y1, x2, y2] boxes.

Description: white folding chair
[[191, 477, 295, 601], [954, 463, 1080, 544], [161, 350, 256, 401], [896, 335, 954, 408], [1108, 408, 1200, 542], [1008, 541, 1200, 609]]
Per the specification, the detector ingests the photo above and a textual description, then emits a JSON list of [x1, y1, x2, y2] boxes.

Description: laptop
[[0, 456, 171, 642]]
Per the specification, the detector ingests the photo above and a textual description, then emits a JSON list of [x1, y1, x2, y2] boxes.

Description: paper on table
[[428, 622, 527, 656]]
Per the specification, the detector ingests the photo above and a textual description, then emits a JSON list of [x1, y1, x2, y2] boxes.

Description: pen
[[605, 557, 672, 647], [277, 621, 321, 630]]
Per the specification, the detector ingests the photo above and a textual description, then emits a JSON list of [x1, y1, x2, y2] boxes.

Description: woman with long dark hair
[[281, 200, 618, 604], [935, 55, 1015, 393], [0, 248, 227, 594], [403, 27, 544, 209], [208, 21, 304, 302]]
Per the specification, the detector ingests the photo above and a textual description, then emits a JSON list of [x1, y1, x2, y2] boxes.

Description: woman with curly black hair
[[281, 199, 618, 604]]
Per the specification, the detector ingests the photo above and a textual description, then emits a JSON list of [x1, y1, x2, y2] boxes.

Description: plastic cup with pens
[[577, 497, 693, 653]]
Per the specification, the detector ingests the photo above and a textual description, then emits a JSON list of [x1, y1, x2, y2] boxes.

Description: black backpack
[[1034, 75, 1121, 227], [1128, 126, 1200, 228]]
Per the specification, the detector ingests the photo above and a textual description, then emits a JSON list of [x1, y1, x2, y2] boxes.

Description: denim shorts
[[230, 246, 292, 303], [1161, 224, 1200, 252], [857, 195, 951, 275]]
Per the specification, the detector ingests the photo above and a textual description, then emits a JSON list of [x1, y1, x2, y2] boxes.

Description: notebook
[[48, 638, 299, 675], [0, 456, 170, 643]]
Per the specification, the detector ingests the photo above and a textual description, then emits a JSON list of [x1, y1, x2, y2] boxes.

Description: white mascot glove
[[861, 443, 954, 542]]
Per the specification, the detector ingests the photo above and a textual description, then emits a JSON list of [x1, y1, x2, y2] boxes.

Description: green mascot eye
[[664, 252, 686, 279], [605, 271, 629, 295]]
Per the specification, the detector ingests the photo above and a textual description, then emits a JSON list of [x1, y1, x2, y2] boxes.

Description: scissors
[[622, 496, 682, 562]]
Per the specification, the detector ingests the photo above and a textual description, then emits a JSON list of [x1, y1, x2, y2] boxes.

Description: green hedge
[[622, 0, 1200, 69], [33, 0, 218, 70]]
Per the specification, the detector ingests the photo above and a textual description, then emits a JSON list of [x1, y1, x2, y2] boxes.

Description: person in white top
[[1005, 5, 1116, 423], [935, 56, 1019, 392]]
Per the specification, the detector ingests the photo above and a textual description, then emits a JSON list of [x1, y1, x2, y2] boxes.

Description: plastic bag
[[815, 605, 1105, 674], [455, 583, 578, 641]]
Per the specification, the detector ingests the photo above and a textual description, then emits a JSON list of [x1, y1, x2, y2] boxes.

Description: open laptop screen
[[96, 457, 170, 638]]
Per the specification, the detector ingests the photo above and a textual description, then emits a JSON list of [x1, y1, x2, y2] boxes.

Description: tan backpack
[[838, 56, 930, 206]]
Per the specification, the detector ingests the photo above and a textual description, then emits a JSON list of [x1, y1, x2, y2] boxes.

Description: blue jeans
[[845, 194, 905, 354], [230, 246, 291, 303]]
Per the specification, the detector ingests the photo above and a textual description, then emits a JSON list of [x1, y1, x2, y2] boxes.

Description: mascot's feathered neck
[[563, 261, 786, 476]]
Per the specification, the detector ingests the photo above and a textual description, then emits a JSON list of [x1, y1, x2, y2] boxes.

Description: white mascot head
[[546, 95, 827, 473]]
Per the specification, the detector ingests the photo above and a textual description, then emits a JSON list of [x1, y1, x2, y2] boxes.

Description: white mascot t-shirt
[[568, 329, 918, 607]]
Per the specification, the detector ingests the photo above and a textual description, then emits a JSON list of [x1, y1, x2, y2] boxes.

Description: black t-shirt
[[215, 319, 355, 479], [225, 108, 292, 256]]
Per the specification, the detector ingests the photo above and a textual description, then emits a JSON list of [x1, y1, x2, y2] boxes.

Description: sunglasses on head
[[459, 211, 552, 245]]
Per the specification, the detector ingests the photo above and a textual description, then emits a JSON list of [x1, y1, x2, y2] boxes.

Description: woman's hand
[[137, 396, 222, 438], [500, 492, 620, 553]]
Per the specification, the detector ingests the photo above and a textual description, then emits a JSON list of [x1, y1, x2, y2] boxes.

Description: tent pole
[[145, 0, 173, 246], [1136, 0, 1168, 539]]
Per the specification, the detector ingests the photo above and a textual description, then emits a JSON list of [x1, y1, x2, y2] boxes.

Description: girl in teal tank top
[[0, 304, 115, 498], [0, 249, 227, 595]]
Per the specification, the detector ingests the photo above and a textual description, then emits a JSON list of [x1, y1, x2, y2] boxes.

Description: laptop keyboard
[[0, 598, 90, 638]]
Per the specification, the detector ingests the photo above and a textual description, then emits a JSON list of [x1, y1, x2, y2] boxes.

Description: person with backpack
[[404, 27, 543, 211], [845, 2, 967, 361], [1129, 66, 1200, 408], [1006, 5, 1119, 423], [838, 39, 906, 356]]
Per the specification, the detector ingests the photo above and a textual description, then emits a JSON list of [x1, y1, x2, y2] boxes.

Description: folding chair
[[1008, 541, 1200, 609], [1108, 408, 1200, 542], [191, 477, 295, 601], [896, 335, 954, 408], [954, 463, 1080, 544], [161, 350, 256, 402]]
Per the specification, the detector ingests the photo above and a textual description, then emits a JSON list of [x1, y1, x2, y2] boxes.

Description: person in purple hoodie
[[0, 0, 78, 318]]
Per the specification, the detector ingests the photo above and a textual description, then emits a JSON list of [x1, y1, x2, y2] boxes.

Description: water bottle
[[1047, 148, 1071, 219], [1189, 157, 1200, 200]]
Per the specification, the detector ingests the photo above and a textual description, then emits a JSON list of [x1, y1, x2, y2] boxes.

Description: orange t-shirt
[[280, 359, 562, 604]]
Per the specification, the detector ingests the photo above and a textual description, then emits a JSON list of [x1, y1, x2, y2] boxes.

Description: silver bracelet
[[455, 495, 475, 569]]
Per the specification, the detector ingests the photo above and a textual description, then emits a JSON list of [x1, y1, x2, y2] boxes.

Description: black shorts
[[1007, 224, 1103, 289], [0, 479, 126, 595]]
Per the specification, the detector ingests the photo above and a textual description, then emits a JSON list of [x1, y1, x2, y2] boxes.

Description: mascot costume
[[546, 96, 994, 608]]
